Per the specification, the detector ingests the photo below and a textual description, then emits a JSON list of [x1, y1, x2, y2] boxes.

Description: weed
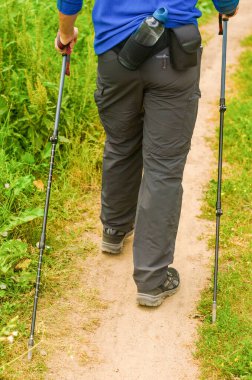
[[198, 0, 215, 25], [0, 0, 102, 374]]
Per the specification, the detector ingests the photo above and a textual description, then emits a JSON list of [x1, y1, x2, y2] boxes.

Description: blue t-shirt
[[57, 0, 239, 54]]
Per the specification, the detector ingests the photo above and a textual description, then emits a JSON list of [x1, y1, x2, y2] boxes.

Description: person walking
[[55, 0, 239, 307]]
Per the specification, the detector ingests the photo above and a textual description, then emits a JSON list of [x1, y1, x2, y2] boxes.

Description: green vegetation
[[197, 36, 252, 379], [0, 0, 103, 374], [197, 0, 215, 24]]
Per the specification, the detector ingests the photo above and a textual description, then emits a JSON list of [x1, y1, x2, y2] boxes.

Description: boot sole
[[101, 230, 134, 254], [137, 285, 180, 307]]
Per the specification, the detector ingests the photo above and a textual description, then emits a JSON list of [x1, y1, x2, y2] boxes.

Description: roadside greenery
[[197, 36, 252, 379], [0, 0, 102, 371], [197, 0, 215, 24]]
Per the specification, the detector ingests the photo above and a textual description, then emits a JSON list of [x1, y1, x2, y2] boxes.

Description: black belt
[[112, 28, 170, 56]]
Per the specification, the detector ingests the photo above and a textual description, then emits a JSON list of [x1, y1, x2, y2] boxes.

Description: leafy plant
[[0, 208, 43, 235], [0, 240, 32, 299], [0, 0, 102, 374]]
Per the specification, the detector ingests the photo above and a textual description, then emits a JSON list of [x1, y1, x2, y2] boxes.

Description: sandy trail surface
[[45, 3, 252, 379]]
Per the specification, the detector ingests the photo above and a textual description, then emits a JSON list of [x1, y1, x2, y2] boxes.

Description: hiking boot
[[101, 227, 134, 254], [137, 268, 180, 307]]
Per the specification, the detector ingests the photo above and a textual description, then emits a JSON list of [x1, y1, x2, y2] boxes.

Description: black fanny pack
[[114, 30, 170, 71], [169, 24, 202, 70], [114, 24, 201, 71]]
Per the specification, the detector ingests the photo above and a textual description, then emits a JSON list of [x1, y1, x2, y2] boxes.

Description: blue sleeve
[[57, 0, 83, 15], [212, 0, 239, 14]]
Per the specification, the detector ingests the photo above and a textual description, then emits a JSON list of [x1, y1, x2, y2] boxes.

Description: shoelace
[[164, 270, 179, 288], [105, 228, 125, 236]]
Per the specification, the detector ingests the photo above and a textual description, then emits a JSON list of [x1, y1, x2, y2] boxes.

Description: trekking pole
[[28, 53, 70, 360], [212, 16, 228, 323]]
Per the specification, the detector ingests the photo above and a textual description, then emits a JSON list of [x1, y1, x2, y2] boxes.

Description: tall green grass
[[0, 0, 98, 151], [197, 36, 252, 380], [0, 0, 103, 364], [197, 0, 215, 24]]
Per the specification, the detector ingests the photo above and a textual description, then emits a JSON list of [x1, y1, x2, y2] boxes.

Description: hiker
[[55, 1, 239, 307]]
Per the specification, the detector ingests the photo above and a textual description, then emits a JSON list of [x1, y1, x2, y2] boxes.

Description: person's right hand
[[222, 6, 239, 20], [55, 27, 78, 54]]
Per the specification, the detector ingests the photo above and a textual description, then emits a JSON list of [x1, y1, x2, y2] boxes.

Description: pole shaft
[[220, 22, 228, 99], [28, 55, 68, 356], [53, 55, 68, 138], [212, 20, 228, 323]]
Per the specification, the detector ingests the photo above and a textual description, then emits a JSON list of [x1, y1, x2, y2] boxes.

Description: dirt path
[[44, 3, 252, 379]]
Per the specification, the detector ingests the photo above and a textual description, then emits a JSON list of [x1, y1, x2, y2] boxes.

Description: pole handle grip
[[218, 14, 223, 35], [218, 13, 229, 35], [57, 34, 71, 76], [64, 52, 71, 76]]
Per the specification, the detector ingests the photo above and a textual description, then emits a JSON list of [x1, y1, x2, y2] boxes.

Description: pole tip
[[28, 337, 34, 360], [28, 349, 33, 361], [212, 302, 217, 323]]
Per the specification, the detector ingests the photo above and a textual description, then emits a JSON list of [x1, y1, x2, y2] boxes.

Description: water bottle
[[134, 8, 168, 46], [118, 8, 169, 70]]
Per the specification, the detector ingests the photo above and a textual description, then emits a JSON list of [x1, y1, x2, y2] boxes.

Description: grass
[[0, 0, 104, 376], [197, 0, 216, 25], [0, 193, 104, 379], [196, 36, 252, 380]]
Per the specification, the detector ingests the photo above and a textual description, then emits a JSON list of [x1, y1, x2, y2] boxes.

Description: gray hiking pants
[[95, 46, 202, 292]]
